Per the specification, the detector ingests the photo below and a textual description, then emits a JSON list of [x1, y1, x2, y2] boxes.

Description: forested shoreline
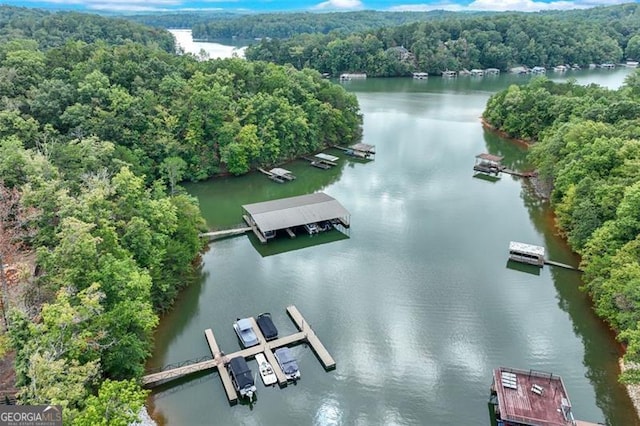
[[0, 6, 361, 423], [244, 4, 640, 77], [483, 72, 640, 382]]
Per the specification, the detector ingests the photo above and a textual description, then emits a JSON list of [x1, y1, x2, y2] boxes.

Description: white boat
[[255, 353, 277, 386]]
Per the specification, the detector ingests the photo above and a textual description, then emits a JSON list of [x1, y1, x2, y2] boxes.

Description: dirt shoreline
[[620, 359, 640, 416]]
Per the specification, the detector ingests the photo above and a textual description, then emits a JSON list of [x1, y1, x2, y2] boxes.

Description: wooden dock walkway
[[140, 305, 335, 401], [544, 259, 582, 271], [287, 305, 336, 370], [204, 328, 237, 402], [243, 214, 267, 244], [199, 227, 251, 240], [502, 168, 537, 178]]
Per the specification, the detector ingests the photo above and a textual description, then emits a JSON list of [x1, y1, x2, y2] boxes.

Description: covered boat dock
[[509, 241, 545, 266], [474, 153, 504, 175], [312, 153, 339, 169], [242, 192, 350, 243]]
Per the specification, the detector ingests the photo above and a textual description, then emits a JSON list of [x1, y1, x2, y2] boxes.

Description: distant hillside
[[245, 3, 640, 76], [125, 10, 492, 40], [0, 6, 174, 51]]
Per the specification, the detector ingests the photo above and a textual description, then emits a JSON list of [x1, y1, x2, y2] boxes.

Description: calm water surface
[[149, 65, 639, 425]]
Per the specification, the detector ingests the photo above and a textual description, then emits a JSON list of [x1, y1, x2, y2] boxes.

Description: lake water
[[147, 45, 639, 425], [168, 29, 246, 59]]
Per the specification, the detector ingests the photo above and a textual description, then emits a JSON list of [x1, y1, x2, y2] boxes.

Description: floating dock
[[304, 153, 339, 169], [474, 153, 536, 178], [509, 241, 582, 271], [141, 305, 335, 405], [335, 143, 375, 160], [489, 367, 599, 426], [489, 367, 576, 426], [257, 167, 296, 183]]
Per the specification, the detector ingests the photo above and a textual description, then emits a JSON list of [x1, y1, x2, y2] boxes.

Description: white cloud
[[313, 0, 363, 10], [389, 0, 628, 12]]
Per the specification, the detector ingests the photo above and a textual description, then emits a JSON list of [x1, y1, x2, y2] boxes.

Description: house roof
[[509, 241, 545, 257], [243, 192, 349, 232]]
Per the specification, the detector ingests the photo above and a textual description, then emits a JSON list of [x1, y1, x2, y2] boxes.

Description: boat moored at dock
[[228, 357, 257, 400], [256, 313, 278, 341], [233, 318, 259, 347], [274, 347, 301, 381], [255, 353, 277, 386]]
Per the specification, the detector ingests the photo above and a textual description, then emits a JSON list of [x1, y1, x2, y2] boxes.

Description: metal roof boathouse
[[242, 193, 350, 243]]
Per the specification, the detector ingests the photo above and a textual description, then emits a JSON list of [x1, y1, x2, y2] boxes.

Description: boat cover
[[257, 314, 278, 340], [229, 357, 254, 389], [275, 348, 299, 375]]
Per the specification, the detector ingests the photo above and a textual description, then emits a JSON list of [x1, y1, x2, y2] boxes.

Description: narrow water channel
[[149, 58, 638, 425]]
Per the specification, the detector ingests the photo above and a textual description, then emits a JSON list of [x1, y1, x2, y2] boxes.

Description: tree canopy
[[245, 4, 640, 76], [0, 6, 363, 423], [483, 69, 640, 381]]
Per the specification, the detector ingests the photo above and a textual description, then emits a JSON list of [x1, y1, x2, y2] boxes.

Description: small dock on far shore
[[140, 305, 335, 405], [258, 167, 296, 183], [334, 143, 375, 160], [303, 153, 340, 169], [473, 153, 536, 178]]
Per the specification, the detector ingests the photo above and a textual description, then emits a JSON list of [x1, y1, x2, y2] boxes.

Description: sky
[[2, 0, 638, 13]]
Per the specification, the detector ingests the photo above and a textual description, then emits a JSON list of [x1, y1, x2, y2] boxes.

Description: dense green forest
[[483, 71, 640, 380], [125, 10, 478, 40], [0, 6, 361, 423], [124, 11, 241, 30], [0, 6, 175, 52], [190, 10, 476, 40], [245, 4, 640, 76]]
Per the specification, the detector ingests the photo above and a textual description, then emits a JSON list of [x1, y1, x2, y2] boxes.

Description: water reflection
[[150, 68, 638, 425]]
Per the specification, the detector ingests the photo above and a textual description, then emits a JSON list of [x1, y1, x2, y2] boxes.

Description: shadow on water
[[505, 259, 541, 276], [472, 173, 501, 184], [486, 131, 640, 425], [147, 264, 209, 370], [248, 229, 350, 257]]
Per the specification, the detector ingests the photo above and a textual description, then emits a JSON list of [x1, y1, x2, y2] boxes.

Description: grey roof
[[269, 168, 293, 177], [509, 241, 545, 257], [243, 193, 349, 232], [315, 153, 339, 162], [351, 143, 375, 153]]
